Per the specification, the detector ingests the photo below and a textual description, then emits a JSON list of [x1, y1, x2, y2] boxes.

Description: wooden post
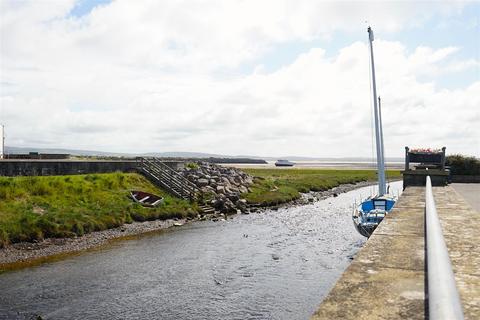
[[405, 146, 410, 171], [441, 147, 446, 170]]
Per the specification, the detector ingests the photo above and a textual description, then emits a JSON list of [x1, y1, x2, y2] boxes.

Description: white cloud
[[0, 0, 478, 157]]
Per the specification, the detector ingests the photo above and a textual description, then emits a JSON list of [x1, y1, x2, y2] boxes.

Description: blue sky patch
[[68, 0, 112, 18]]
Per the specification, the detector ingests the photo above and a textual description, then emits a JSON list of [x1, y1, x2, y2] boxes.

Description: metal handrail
[[137, 157, 199, 201], [149, 157, 199, 191], [143, 160, 187, 190], [425, 176, 464, 319]]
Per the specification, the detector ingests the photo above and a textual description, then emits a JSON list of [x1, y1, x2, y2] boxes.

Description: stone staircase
[[198, 204, 216, 215], [137, 157, 216, 214]]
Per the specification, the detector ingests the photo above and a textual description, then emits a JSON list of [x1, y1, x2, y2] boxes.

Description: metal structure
[[367, 26, 386, 196], [425, 175, 464, 319], [352, 27, 396, 238], [405, 146, 447, 171], [137, 157, 198, 201]]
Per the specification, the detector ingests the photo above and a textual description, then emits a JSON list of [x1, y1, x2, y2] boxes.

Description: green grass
[[243, 168, 401, 206], [0, 173, 198, 247]]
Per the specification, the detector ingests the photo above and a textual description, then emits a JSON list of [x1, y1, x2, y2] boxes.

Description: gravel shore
[[0, 218, 187, 269]]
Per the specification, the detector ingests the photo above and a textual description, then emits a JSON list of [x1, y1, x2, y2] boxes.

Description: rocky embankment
[[179, 162, 254, 214]]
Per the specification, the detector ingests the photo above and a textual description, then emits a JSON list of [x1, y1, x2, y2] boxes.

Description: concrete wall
[[450, 175, 480, 183], [0, 160, 185, 176], [402, 169, 449, 187], [0, 160, 137, 176]]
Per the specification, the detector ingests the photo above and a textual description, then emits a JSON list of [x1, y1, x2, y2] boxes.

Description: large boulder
[[187, 174, 199, 182], [221, 177, 231, 186], [234, 175, 244, 185], [239, 186, 249, 194], [216, 186, 226, 194], [222, 199, 237, 214], [228, 192, 240, 202], [197, 178, 209, 187], [201, 186, 215, 193], [236, 199, 248, 212]]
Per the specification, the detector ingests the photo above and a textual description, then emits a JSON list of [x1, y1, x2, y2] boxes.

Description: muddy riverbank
[[0, 219, 193, 270]]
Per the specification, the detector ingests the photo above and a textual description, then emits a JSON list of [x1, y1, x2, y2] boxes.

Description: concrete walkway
[[311, 185, 480, 319], [451, 183, 480, 212]]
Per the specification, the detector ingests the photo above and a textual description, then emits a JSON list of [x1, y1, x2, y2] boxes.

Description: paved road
[[451, 183, 480, 212]]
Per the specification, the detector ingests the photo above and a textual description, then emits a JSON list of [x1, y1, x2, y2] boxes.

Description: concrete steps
[[198, 204, 216, 215]]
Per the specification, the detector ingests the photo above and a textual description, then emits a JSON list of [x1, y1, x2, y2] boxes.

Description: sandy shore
[[224, 161, 404, 170], [0, 180, 395, 271]]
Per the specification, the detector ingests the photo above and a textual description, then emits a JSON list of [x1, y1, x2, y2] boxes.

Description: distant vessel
[[352, 27, 396, 237], [130, 190, 164, 207], [275, 160, 295, 167]]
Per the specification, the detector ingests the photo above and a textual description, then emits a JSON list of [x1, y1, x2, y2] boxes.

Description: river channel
[[0, 181, 402, 320]]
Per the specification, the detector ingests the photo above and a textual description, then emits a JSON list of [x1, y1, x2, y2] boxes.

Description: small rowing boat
[[130, 190, 164, 207]]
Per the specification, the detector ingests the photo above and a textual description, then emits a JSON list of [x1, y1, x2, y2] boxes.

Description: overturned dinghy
[[130, 190, 164, 207]]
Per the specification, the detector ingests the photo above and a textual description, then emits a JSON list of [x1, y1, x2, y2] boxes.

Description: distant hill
[[5, 147, 253, 159], [144, 151, 229, 158], [5, 146, 130, 157], [4, 146, 403, 162]]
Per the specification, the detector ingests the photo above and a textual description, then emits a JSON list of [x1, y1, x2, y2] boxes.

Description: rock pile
[[178, 162, 254, 214]]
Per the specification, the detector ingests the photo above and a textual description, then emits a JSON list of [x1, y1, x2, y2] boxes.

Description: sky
[[0, 0, 479, 158]]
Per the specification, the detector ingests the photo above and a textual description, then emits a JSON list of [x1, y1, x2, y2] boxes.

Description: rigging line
[[380, 96, 390, 185]]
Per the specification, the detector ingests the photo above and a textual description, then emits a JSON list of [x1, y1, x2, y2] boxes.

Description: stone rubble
[[178, 162, 254, 215]]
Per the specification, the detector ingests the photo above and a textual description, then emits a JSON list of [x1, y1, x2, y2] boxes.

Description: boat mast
[[367, 26, 386, 196], [378, 96, 385, 178]]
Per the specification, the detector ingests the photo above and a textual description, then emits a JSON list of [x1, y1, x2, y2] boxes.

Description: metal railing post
[[425, 175, 464, 320]]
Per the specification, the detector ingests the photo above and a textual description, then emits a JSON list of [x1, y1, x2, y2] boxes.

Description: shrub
[[186, 162, 199, 170], [446, 154, 480, 175]]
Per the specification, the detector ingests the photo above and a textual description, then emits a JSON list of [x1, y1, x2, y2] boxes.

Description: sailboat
[[352, 27, 396, 237]]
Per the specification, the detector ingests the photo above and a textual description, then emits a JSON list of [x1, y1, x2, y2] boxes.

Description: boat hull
[[352, 195, 396, 237], [130, 190, 164, 207], [274, 160, 295, 167], [352, 219, 377, 238]]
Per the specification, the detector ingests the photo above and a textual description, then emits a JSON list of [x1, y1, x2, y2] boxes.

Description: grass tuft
[[0, 173, 198, 247]]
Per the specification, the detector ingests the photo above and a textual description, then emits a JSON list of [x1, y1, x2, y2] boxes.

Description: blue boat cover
[[361, 198, 396, 212]]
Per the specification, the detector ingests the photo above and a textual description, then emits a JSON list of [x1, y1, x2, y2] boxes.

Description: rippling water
[[0, 182, 402, 320]]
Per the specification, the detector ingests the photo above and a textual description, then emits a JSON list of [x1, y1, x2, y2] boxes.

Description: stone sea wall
[[0, 160, 183, 176]]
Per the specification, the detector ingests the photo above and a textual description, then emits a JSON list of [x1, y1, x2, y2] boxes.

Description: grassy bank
[[243, 168, 402, 206], [0, 173, 197, 247]]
